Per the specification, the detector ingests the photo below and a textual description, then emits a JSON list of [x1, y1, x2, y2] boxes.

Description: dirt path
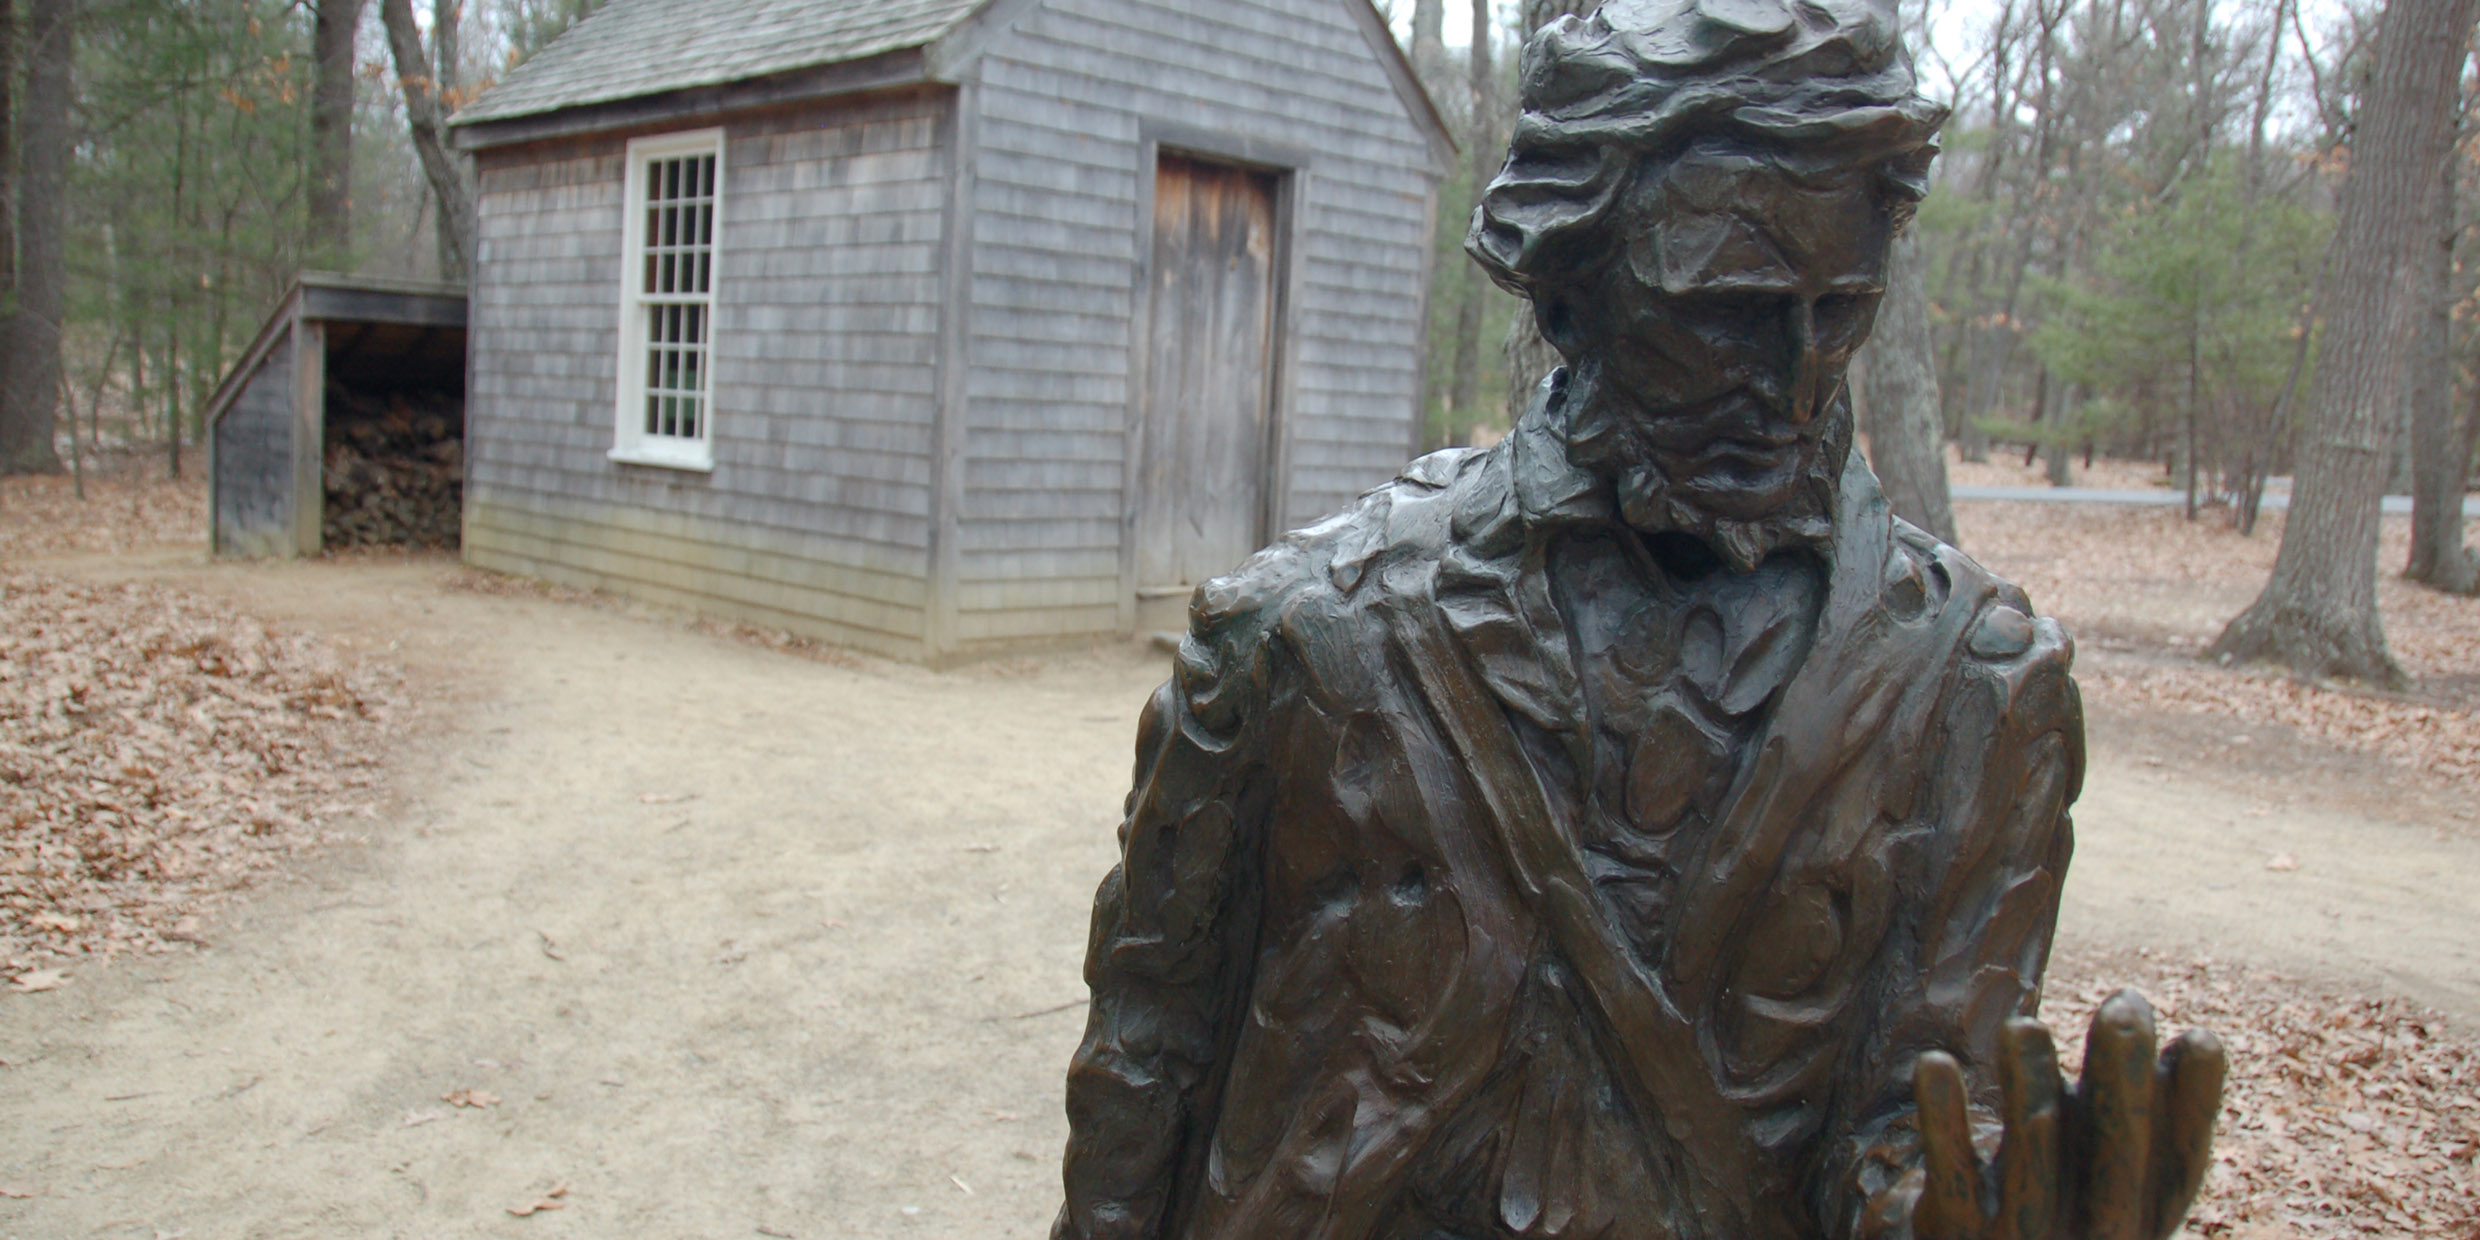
[[1, 554, 2475, 1238]]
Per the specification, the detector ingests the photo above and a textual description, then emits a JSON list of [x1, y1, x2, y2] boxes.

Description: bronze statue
[[1054, 2, 2224, 1237]]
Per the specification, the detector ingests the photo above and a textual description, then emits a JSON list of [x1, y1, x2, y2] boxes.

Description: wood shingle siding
[[452, 0, 1446, 659], [211, 341, 296, 558], [462, 92, 954, 657], [955, 0, 1435, 643]]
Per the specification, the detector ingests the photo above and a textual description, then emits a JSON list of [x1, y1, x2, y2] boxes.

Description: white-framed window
[[609, 128, 724, 471]]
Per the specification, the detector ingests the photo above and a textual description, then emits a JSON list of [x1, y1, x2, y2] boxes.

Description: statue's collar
[[1504, 369, 1617, 530]]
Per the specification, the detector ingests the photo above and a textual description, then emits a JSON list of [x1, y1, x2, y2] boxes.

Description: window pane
[[681, 396, 699, 440]]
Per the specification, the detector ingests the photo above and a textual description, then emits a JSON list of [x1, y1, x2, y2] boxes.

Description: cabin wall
[[212, 325, 298, 559], [462, 89, 955, 657], [951, 0, 1437, 646]]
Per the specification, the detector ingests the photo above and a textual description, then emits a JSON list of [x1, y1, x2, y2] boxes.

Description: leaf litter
[[1, 571, 397, 976], [1957, 502, 2480, 787], [2048, 946, 2480, 1238]]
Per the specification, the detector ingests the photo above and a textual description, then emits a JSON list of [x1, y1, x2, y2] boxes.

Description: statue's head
[[1469, 0, 1945, 570]]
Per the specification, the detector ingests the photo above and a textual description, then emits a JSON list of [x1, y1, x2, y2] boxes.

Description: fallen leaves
[[506, 1180, 569, 1217], [6, 969, 65, 993], [2048, 947, 2480, 1238], [400, 1108, 446, 1127], [0, 572, 397, 972], [440, 1088, 500, 1109], [1957, 502, 2480, 786], [2266, 853, 2301, 872], [0, 454, 206, 561]]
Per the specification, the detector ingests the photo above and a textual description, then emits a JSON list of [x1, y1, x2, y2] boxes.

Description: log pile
[[322, 388, 462, 549]]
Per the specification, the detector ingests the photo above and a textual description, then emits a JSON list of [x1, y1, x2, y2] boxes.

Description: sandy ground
[[2, 548, 2476, 1238]]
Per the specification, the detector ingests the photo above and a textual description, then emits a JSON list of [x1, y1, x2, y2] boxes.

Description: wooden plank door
[[1136, 154, 1280, 595]]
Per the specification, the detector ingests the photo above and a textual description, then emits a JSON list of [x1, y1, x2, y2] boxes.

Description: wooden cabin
[[447, 0, 1452, 660]]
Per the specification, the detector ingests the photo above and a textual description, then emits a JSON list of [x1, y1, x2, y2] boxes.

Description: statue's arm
[[1053, 635, 1271, 1240], [1826, 626, 2083, 1238]]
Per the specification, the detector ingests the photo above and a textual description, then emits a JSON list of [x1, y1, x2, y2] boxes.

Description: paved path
[[1954, 484, 2480, 516]]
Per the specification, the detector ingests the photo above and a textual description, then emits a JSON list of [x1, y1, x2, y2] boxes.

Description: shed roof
[[453, 0, 982, 125], [449, 0, 1452, 170]]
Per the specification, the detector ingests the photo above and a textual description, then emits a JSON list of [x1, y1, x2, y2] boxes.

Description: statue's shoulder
[[1884, 514, 2081, 730], [1175, 446, 1492, 707]]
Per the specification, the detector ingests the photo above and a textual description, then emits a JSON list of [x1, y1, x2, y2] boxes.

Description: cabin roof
[[448, 0, 1452, 169], [452, 0, 985, 126]]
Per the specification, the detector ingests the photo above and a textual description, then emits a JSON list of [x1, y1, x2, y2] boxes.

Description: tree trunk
[[1440, 0, 1492, 445], [2207, 0, 2477, 683], [1503, 308, 1562, 417], [0, 0, 70, 475], [2045, 382, 2078, 487], [1409, 0, 1446, 95], [308, 0, 367, 268], [1, 0, 17, 303], [381, 0, 475, 281], [2408, 153, 2476, 592], [1859, 228, 1958, 544], [431, 0, 462, 278]]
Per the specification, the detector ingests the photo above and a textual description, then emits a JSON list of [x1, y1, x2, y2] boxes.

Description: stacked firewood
[[322, 387, 463, 549]]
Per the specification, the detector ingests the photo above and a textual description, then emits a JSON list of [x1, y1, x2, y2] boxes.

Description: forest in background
[[1, 0, 2475, 681], [0, 0, 597, 477]]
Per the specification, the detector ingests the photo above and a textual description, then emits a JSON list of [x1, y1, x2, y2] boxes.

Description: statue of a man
[[1053, 3, 2223, 1237]]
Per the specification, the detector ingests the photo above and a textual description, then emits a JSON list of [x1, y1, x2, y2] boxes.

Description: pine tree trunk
[[1409, 0, 1446, 97], [0, 0, 70, 475], [308, 0, 367, 268], [2207, 0, 2477, 683], [431, 0, 462, 279], [1, 0, 17, 304], [382, 0, 475, 281], [1441, 0, 1492, 445], [1858, 228, 1958, 544], [2408, 154, 2476, 592]]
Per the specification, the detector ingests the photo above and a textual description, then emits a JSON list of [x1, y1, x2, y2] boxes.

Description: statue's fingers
[[1994, 1019, 2062, 1240], [1914, 1050, 1983, 1240], [2079, 991, 2158, 1240], [2147, 1028, 2227, 1240]]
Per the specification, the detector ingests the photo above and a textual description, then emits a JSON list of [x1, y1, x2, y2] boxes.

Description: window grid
[[636, 151, 715, 447]]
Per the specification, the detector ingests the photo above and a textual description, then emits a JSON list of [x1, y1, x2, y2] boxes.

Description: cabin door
[[1135, 153, 1280, 602]]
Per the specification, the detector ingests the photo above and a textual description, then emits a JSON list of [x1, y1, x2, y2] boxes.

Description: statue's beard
[[1559, 359, 1851, 572]]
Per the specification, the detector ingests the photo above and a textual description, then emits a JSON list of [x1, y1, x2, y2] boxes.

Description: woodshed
[[447, 0, 1452, 659]]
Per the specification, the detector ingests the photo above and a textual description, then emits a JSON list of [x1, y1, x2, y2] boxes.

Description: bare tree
[[381, 0, 475, 281], [1442, 0, 1493, 436], [2408, 124, 2478, 591], [1861, 228, 1960, 542], [2208, 0, 2479, 682], [0, 0, 70, 474], [1409, 0, 1446, 95], [432, 0, 463, 278], [1, 0, 16, 308], [308, 0, 368, 268]]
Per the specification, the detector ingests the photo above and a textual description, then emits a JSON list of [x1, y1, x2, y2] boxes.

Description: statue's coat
[[1054, 382, 2081, 1240]]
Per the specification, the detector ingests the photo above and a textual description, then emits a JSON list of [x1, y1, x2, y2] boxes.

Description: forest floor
[[0, 455, 2475, 1239]]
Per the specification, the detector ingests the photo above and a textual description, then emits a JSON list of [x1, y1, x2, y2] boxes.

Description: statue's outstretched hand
[[1874, 990, 2227, 1240]]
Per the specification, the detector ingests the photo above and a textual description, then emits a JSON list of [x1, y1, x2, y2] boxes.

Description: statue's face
[[1544, 141, 1894, 526]]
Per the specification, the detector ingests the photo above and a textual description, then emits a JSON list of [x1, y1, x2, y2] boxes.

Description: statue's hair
[[1467, 0, 1948, 300]]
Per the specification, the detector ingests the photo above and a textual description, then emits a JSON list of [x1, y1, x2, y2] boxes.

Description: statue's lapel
[[1431, 390, 1601, 738]]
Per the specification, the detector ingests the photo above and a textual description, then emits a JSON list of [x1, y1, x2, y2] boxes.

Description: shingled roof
[[453, 0, 987, 125]]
